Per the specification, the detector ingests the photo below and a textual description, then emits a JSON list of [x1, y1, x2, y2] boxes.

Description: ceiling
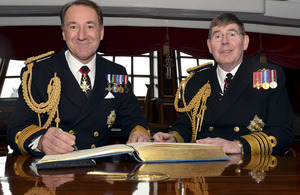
[[1, 0, 300, 36]]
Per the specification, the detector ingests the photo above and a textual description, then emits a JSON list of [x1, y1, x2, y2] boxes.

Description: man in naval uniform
[[153, 13, 294, 155], [7, 0, 150, 156]]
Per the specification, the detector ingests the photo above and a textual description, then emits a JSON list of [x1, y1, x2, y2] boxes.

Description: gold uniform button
[[235, 168, 241, 174], [234, 126, 240, 132], [94, 131, 99, 137], [209, 126, 214, 132], [69, 130, 74, 135], [91, 144, 96, 149]]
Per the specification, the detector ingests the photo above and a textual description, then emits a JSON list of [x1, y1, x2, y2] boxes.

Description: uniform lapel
[[54, 49, 87, 108], [210, 59, 252, 123], [205, 65, 222, 114]]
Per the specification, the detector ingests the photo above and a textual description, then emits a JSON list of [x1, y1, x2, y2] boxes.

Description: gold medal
[[80, 75, 90, 93], [262, 82, 270, 90], [262, 69, 270, 90]]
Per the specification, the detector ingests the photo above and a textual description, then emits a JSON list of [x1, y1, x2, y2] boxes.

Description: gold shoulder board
[[24, 51, 55, 65], [186, 62, 213, 74]]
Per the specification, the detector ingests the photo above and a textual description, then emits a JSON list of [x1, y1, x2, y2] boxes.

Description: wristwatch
[[234, 140, 244, 154]]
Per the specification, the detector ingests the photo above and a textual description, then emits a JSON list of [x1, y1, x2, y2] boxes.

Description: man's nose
[[78, 27, 87, 40], [221, 35, 229, 44]]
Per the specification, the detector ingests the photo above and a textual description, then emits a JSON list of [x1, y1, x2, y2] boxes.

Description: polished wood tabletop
[[0, 152, 299, 194]]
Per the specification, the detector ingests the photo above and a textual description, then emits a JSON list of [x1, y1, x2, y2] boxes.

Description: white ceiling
[[1, 0, 300, 36]]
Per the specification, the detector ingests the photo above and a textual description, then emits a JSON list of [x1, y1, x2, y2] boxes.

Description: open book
[[36, 142, 229, 169]]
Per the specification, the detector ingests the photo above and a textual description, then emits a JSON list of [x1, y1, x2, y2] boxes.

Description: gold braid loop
[[22, 51, 61, 129], [174, 63, 212, 143]]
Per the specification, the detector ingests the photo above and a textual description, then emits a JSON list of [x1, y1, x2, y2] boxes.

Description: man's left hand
[[127, 131, 151, 143], [196, 137, 241, 154]]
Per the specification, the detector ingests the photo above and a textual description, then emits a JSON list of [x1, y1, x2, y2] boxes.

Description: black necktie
[[224, 73, 233, 93], [79, 66, 91, 95]]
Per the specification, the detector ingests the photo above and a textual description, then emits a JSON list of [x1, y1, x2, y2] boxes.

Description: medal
[[105, 74, 112, 92], [269, 69, 278, 89], [112, 83, 119, 93], [262, 70, 270, 90], [79, 68, 91, 93], [105, 83, 112, 93], [106, 74, 129, 93], [262, 82, 269, 90], [80, 74, 90, 93], [253, 71, 262, 89], [124, 75, 129, 93], [119, 86, 124, 93]]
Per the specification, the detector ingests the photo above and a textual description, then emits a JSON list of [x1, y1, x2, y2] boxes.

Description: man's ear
[[100, 27, 104, 41], [62, 30, 66, 41], [207, 39, 212, 53], [243, 35, 250, 51]]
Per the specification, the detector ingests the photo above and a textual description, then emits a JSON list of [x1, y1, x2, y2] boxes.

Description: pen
[[59, 128, 78, 151]]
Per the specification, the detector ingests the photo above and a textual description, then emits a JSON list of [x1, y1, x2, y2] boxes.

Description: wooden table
[[0, 153, 299, 194]]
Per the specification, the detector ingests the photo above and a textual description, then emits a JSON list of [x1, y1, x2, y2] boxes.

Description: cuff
[[28, 136, 42, 152], [241, 132, 277, 155], [169, 131, 184, 143], [15, 125, 44, 155], [130, 125, 151, 138]]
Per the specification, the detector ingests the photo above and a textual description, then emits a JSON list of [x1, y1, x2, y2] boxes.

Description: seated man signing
[[153, 13, 294, 155], [7, 0, 150, 156]]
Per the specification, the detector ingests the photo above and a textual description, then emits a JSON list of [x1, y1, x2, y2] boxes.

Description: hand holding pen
[[59, 128, 78, 151], [37, 127, 78, 155]]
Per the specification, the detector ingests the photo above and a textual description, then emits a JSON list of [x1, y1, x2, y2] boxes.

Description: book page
[[38, 144, 133, 164], [127, 142, 228, 162]]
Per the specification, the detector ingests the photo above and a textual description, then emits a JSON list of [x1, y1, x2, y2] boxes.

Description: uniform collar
[[217, 63, 241, 89], [65, 50, 96, 79]]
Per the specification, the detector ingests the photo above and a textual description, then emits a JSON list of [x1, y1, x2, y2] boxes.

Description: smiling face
[[207, 23, 249, 71], [62, 5, 104, 64]]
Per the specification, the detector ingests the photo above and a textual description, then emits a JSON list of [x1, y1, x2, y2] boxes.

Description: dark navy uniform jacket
[[7, 47, 148, 155], [170, 57, 294, 155]]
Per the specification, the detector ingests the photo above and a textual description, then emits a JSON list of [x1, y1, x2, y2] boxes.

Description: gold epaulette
[[174, 62, 212, 143], [24, 51, 55, 65], [18, 50, 61, 155], [186, 62, 213, 74]]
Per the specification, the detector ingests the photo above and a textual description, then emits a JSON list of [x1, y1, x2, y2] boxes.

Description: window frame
[[176, 50, 214, 82]]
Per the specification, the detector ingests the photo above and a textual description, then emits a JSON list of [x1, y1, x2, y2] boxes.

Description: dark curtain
[[0, 26, 299, 69], [99, 26, 166, 56], [262, 34, 300, 70], [0, 26, 65, 59]]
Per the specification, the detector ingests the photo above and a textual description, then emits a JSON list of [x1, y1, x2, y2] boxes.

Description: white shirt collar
[[217, 63, 241, 92], [65, 50, 96, 87]]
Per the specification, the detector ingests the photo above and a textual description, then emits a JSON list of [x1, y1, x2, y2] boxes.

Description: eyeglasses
[[211, 31, 244, 41]]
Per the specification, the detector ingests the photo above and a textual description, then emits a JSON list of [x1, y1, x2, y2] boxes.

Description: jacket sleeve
[[7, 67, 48, 155]]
